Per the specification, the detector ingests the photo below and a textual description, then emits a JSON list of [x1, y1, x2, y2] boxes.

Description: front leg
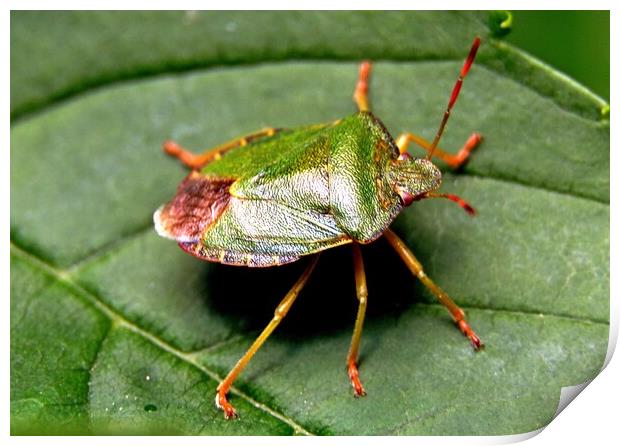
[[395, 132, 482, 169]]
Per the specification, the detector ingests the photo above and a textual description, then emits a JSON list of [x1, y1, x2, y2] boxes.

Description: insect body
[[155, 38, 484, 419], [155, 113, 441, 266]]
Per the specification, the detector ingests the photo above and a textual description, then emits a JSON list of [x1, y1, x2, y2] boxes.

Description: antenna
[[413, 192, 476, 216], [427, 37, 481, 160]]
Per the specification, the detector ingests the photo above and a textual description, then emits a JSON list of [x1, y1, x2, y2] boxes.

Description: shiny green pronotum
[[155, 37, 484, 419]]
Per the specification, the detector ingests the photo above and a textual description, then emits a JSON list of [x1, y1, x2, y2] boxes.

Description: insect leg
[[163, 127, 281, 170], [353, 61, 372, 112], [215, 255, 320, 419], [383, 229, 483, 350], [395, 132, 482, 169], [347, 243, 368, 397]]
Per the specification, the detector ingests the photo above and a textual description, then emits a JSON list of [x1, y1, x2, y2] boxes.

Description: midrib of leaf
[[10, 242, 315, 436]]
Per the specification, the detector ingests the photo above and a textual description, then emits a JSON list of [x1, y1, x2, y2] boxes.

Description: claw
[[347, 360, 367, 397], [457, 319, 484, 350], [215, 390, 238, 419], [450, 132, 483, 168], [163, 140, 182, 157]]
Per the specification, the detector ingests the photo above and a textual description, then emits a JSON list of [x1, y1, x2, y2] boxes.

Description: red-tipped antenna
[[427, 37, 481, 160]]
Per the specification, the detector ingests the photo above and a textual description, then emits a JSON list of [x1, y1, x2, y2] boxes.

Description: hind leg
[[346, 243, 368, 397], [215, 255, 320, 419]]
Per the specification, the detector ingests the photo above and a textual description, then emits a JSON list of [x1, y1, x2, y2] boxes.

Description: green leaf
[[11, 11, 609, 435]]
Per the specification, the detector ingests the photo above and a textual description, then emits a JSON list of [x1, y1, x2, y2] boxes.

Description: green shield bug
[[155, 37, 484, 419]]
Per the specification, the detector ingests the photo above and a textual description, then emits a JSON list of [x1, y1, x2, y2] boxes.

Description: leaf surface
[[11, 11, 609, 435]]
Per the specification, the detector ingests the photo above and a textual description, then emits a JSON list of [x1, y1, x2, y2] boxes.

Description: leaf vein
[[10, 242, 315, 436]]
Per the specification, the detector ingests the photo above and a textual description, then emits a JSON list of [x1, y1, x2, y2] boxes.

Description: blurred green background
[[506, 11, 609, 101]]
